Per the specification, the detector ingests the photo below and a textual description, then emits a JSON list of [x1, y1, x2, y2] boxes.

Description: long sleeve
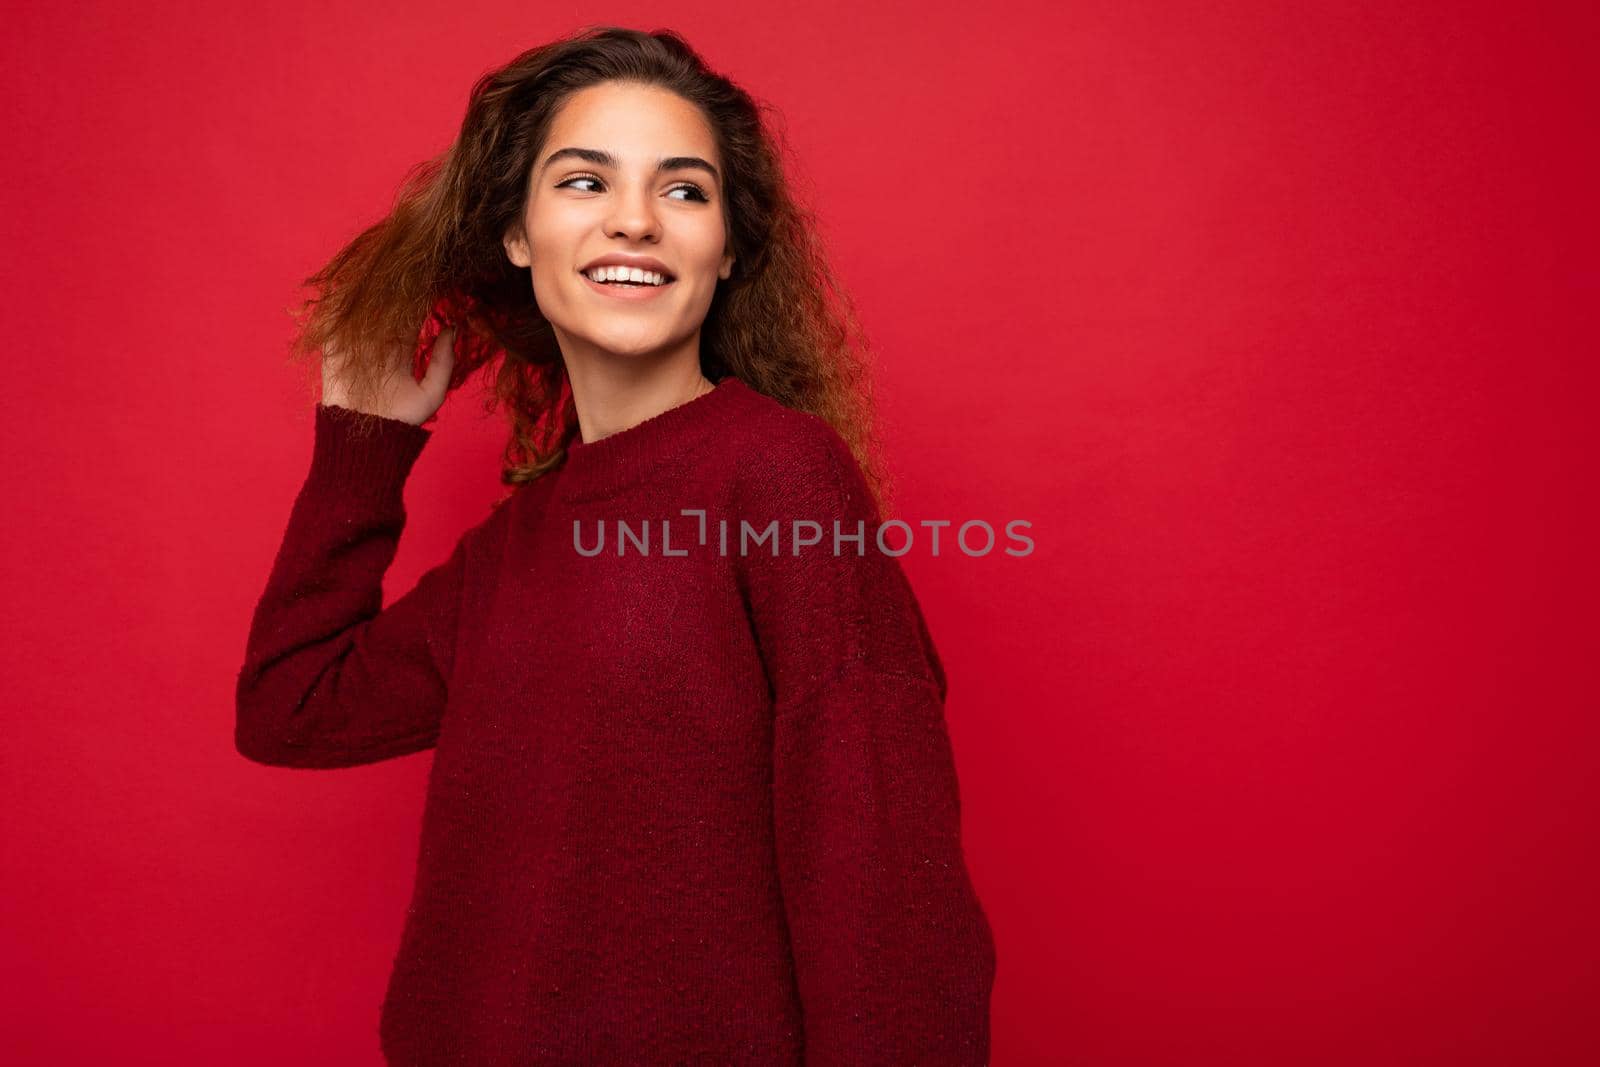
[[735, 421, 998, 1065], [234, 404, 468, 769]]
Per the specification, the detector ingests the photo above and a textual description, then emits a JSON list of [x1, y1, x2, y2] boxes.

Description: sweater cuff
[[308, 403, 433, 505]]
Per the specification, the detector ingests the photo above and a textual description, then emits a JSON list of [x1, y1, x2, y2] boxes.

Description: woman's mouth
[[579, 271, 677, 302]]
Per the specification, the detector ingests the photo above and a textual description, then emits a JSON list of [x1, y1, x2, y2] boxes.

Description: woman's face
[[503, 81, 735, 364]]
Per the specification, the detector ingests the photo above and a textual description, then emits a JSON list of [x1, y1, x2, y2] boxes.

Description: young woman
[[236, 26, 996, 1065]]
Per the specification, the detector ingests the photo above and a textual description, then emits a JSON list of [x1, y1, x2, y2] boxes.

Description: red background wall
[[3, 2, 1594, 1063]]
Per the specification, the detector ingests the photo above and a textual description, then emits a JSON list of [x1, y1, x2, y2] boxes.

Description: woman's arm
[[735, 421, 998, 1065], [234, 403, 468, 769]]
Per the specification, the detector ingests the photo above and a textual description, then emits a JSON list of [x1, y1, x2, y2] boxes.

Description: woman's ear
[[503, 225, 531, 269], [719, 251, 735, 280]]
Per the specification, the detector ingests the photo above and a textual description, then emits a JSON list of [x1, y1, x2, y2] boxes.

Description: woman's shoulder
[[451, 480, 524, 566], [722, 384, 871, 523], [724, 381, 845, 464]]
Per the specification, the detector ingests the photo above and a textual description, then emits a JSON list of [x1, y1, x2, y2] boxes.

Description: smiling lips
[[579, 269, 677, 302]]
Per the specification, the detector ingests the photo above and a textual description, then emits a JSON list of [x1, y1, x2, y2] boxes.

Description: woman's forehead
[[545, 83, 718, 164]]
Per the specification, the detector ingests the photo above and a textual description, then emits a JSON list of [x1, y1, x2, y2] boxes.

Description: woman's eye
[[555, 176, 709, 203], [557, 176, 603, 193]]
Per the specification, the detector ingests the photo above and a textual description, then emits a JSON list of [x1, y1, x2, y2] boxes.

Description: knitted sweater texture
[[235, 375, 997, 1064]]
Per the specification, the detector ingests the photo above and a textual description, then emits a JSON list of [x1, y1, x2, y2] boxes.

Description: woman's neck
[[567, 360, 715, 445]]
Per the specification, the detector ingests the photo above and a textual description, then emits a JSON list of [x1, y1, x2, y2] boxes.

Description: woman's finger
[[421, 326, 457, 395]]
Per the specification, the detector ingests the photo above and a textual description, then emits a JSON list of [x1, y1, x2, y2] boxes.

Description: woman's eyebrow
[[540, 146, 719, 184]]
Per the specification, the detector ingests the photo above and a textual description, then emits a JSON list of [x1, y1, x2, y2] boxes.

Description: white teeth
[[584, 266, 669, 286]]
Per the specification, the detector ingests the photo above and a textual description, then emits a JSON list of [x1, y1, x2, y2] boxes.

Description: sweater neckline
[[559, 374, 749, 502]]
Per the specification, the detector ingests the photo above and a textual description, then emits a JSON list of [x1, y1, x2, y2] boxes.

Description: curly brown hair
[[283, 25, 896, 516]]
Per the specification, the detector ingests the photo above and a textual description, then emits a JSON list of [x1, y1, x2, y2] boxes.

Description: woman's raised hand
[[321, 327, 457, 427]]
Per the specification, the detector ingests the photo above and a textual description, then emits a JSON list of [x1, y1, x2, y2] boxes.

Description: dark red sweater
[[235, 375, 996, 1064]]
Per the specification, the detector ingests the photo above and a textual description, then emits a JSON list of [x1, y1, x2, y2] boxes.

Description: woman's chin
[[575, 333, 679, 362]]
